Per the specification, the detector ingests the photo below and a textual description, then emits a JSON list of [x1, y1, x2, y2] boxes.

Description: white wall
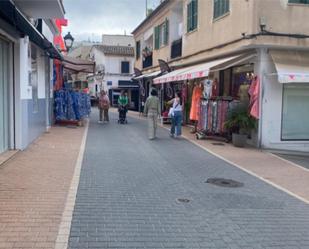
[[19, 37, 32, 100], [259, 49, 309, 152], [102, 35, 134, 46]]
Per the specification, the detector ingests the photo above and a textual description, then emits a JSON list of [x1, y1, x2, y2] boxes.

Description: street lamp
[[63, 32, 74, 51]]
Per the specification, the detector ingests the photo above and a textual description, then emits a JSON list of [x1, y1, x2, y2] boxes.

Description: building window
[[288, 0, 309, 4], [136, 41, 140, 60], [214, 0, 229, 19], [154, 19, 169, 50], [282, 84, 309, 140], [187, 0, 198, 32], [121, 61, 130, 74]]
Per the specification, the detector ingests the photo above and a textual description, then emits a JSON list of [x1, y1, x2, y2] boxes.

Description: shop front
[[0, 37, 11, 153], [153, 53, 258, 141], [133, 70, 161, 112], [259, 49, 309, 152]]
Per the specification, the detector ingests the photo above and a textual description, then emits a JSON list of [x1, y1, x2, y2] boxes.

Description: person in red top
[[98, 90, 110, 123]]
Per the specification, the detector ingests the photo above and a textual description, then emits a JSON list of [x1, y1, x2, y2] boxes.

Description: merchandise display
[[198, 99, 231, 134], [54, 89, 91, 121]]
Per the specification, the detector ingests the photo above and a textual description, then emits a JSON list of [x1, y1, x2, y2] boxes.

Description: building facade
[[0, 0, 64, 153], [132, 0, 309, 152], [89, 35, 138, 109]]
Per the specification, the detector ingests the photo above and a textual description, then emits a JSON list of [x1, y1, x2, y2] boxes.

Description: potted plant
[[224, 105, 256, 147]]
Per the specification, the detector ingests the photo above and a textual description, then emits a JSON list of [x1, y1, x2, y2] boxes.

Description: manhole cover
[[176, 198, 191, 203], [206, 178, 244, 188], [211, 143, 225, 146]]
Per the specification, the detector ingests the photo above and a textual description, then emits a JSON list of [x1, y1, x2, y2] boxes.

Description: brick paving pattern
[[68, 112, 309, 249], [0, 126, 85, 249]]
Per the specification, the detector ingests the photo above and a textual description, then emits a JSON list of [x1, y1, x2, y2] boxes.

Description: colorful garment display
[[198, 99, 231, 134], [54, 89, 91, 121], [190, 85, 203, 121]]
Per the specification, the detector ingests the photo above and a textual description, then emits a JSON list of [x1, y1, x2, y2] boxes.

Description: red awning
[[62, 55, 95, 73]]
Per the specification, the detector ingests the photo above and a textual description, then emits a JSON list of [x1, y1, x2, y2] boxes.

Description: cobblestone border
[[54, 120, 89, 249]]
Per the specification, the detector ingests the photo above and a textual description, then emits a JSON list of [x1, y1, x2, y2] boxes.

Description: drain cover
[[206, 178, 244, 188], [211, 143, 225, 146], [176, 198, 191, 203]]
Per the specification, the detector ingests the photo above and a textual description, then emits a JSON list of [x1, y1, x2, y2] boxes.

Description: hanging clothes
[[190, 85, 203, 121], [248, 76, 260, 119]]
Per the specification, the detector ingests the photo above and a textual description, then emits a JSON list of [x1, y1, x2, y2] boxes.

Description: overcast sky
[[62, 0, 161, 42]]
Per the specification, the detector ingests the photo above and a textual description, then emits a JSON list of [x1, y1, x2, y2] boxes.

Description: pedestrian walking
[[98, 90, 110, 123], [118, 91, 129, 124], [168, 91, 183, 138], [144, 89, 161, 140]]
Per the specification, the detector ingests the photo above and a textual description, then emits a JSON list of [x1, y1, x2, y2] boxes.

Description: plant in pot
[[224, 105, 256, 147]]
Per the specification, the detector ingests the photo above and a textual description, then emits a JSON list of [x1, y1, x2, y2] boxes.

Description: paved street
[[67, 111, 309, 249]]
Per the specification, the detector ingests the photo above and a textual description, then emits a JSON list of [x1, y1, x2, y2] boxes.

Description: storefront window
[[282, 84, 309, 140], [219, 64, 253, 99]]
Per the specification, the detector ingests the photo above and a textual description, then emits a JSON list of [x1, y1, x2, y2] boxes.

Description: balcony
[[171, 39, 182, 59], [143, 54, 153, 69]]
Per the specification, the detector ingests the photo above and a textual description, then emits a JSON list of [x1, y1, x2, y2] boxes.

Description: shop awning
[[134, 70, 161, 80], [270, 50, 309, 83], [153, 54, 252, 84], [0, 0, 62, 60], [62, 56, 95, 74]]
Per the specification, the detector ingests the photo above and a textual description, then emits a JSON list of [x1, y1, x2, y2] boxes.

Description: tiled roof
[[94, 45, 134, 57]]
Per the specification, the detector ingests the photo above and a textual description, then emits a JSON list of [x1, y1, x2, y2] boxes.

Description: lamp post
[[63, 31, 74, 52]]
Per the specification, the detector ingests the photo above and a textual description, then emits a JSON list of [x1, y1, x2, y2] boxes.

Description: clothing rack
[[196, 97, 234, 140]]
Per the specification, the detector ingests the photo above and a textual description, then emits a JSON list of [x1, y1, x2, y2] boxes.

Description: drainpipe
[[257, 48, 267, 150]]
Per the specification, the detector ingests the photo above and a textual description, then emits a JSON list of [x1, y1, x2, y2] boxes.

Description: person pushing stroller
[[118, 91, 129, 124]]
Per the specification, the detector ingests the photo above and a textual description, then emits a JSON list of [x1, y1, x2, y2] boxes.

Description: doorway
[[0, 38, 10, 153]]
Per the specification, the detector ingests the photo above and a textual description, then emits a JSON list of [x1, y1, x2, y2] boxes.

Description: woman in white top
[[168, 91, 183, 138]]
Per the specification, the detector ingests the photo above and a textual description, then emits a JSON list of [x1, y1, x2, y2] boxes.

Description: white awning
[[270, 50, 309, 83], [153, 55, 248, 84], [134, 70, 161, 80]]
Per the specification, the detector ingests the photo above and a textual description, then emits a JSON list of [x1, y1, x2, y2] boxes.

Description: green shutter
[[187, 2, 192, 32], [193, 0, 198, 30], [136, 41, 140, 59], [154, 26, 160, 50], [164, 19, 169, 45]]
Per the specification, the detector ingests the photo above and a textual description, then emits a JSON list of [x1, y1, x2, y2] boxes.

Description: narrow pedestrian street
[[67, 110, 309, 249]]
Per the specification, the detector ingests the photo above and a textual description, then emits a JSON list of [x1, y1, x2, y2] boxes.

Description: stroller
[[118, 105, 128, 124]]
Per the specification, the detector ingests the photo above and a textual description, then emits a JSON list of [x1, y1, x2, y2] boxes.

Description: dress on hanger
[[190, 85, 203, 121]]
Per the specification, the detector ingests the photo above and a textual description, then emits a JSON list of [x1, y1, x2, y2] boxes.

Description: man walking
[[144, 89, 161, 140]]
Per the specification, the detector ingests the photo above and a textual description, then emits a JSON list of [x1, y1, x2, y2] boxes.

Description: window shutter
[[187, 2, 192, 32], [154, 26, 160, 50], [193, 0, 198, 30], [164, 19, 169, 45], [136, 41, 140, 59]]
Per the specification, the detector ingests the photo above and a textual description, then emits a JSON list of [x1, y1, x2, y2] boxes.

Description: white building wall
[[259, 49, 309, 152], [102, 35, 134, 46], [19, 37, 32, 100]]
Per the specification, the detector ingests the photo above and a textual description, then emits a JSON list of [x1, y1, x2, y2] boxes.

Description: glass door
[[0, 38, 9, 153]]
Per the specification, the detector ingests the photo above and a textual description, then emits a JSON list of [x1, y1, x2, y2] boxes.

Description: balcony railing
[[171, 38, 182, 59], [143, 54, 153, 68]]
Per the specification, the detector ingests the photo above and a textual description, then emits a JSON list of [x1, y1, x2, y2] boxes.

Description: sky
[[62, 0, 161, 42]]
